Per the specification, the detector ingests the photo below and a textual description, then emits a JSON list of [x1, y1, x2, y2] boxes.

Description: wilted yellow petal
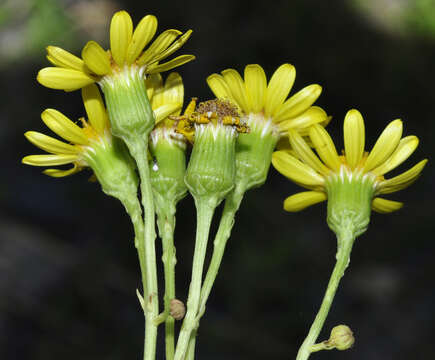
[[24, 131, 79, 155], [126, 14, 157, 64], [154, 103, 182, 124], [371, 136, 419, 176], [37, 67, 95, 91], [81, 41, 111, 76], [288, 129, 330, 175], [274, 84, 322, 122], [283, 191, 327, 212], [146, 73, 163, 101], [207, 74, 236, 103], [110, 10, 133, 66], [378, 159, 427, 194], [372, 197, 403, 213], [221, 69, 250, 112], [43, 165, 80, 177], [146, 54, 195, 74], [278, 106, 327, 133], [22, 154, 78, 166], [41, 109, 89, 145], [137, 29, 181, 66], [244, 64, 267, 113], [46, 46, 85, 71], [81, 84, 109, 134], [264, 64, 295, 117], [363, 119, 403, 171], [149, 30, 193, 65], [272, 150, 324, 187], [309, 124, 342, 171], [343, 109, 365, 169], [161, 72, 184, 114]]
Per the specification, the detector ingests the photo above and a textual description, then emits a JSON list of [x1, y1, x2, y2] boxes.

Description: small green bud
[[325, 168, 376, 237], [170, 298, 186, 320], [83, 136, 138, 201], [327, 325, 355, 350], [235, 113, 279, 190], [100, 66, 154, 141], [184, 99, 241, 201], [149, 127, 188, 204]]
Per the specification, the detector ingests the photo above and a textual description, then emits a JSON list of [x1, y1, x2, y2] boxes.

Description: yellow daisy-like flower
[[22, 82, 180, 177], [37, 10, 195, 92], [272, 109, 427, 214], [207, 63, 328, 135], [23, 84, 112, 176]]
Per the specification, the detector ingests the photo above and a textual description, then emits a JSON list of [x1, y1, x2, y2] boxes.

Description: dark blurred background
[[1, 0, 434, 359]]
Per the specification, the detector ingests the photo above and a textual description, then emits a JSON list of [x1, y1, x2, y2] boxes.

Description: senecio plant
[[22, 10, 427, 360]]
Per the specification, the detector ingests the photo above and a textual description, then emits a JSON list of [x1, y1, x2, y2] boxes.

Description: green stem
[[120, 194, 147, 299], [156, 202, 177, 360], [197, 184, 245, 321], [185, 330, 197, 360], [126, 135, 159, 360], [174, 196, 218, 360], [296, 226, 356, 360]]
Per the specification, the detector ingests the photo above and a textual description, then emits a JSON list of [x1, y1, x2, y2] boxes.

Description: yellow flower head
[[23, 84, 112, 177], [207, 63, 328, 135], [147, 72, 186, 146], [37, 10, 195, 92], [272, 109, 427, 213]]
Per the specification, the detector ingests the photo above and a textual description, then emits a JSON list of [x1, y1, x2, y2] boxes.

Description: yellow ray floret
[[207, 63, 327, 134], [37, 10, 195, 91], [22, 84, 110, 177], [272, 109, 427, 213]]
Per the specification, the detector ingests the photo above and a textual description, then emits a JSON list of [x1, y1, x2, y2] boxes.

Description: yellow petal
[[274, 84, 322, 122], [126, 14, 158, 64], [278, 106, 328, 133], [81, 41, 111, 76], [110, 10, 133, 66], [81, 84, 109, 134], [207, 74, 235, 102], [244, 64, 267, 113], [24, 131, 79, 155], [46, 46, 85, 71], [41, 109, 89, 145], [137, 29, 182, 66], [372, 197, 403, 213], [146, 54, 195, 74], [154, 103, 182, 124], [221, 69, 250, 112], [43, 165, 80, 177], [37, 67, 95, 91], [22, 154, 78, 166], [272, 150, 324, 187], [363, 119, 403, 171], [288, 129, 330, 175], [162, 72, 184, 114], [283, 191, 327, 212], [264, 64, 295, 117], [378, 159, 427, 194], [343, 109, 365, 169], [146, 73, 163, 101], [371, 136, 419, 176], [309, 124, 342, 171], [149, 30, 193, 65]]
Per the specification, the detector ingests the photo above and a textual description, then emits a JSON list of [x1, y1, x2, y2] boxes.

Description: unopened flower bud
[[327, 325, 355, 350], [170, 299, 186, 320]]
